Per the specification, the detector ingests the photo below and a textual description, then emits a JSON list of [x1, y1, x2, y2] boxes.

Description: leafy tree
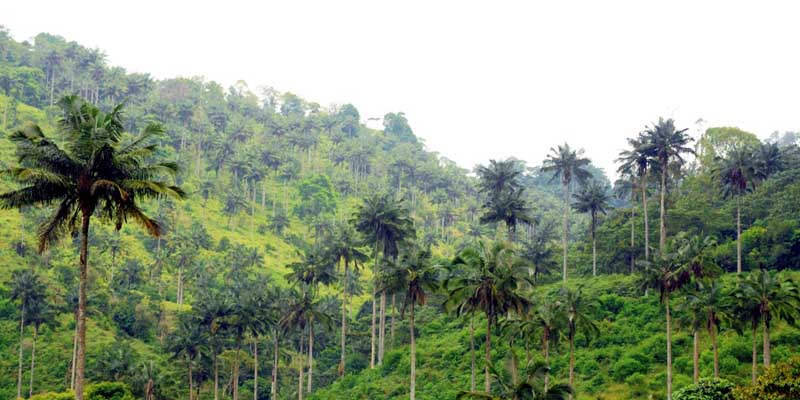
[[0, 96, 184, 400], [673, 378, 734, 400], [541, 143, 592, 281], [735, 357, 800, 400], [447, 241, 532, 393], [572, 181, 610, 276]]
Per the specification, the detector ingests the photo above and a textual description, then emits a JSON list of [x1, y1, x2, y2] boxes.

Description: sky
[[5, 1, 800, 177]]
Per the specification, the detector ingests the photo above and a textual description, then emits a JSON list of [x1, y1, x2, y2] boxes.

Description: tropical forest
[[1, 18, 799, 400]]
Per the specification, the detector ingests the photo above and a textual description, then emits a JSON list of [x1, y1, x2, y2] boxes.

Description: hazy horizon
[[5, 1, 800, 176]]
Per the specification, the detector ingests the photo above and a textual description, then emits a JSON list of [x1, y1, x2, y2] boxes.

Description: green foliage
[[735, 357, 800, 400], [674, 378, 735, 400], [28, 382, 135, 400]]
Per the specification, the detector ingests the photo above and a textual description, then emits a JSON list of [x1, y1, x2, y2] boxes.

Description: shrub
[[612, 357, 647, 382], [735, 357, 800, 400], [28, 383, 135, 400], [674, 378, 734, 400]]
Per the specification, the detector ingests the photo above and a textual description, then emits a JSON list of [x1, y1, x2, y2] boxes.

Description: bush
[[612, 357, 647, 382], [674, 378, 734, 400], [28, 383, 135, 400], [735, 357, 800, 400]]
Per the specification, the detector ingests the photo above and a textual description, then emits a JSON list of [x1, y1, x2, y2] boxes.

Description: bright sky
[[5, 1, 800, 177]]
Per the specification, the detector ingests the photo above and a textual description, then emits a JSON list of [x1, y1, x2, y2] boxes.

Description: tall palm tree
[[713, 146, 754, 273], [738, 270, 800, 368], [0, 96, 184, 400], [617, 133, 655, 261], [541, 143, 592, 281], [613, 175, 637, 272], [9, 269, 46, 400], [352, 193, 414, 368], [25, 295, 57, 398], [168, 318, 207, 400], [457, 356, 573, 400], [533, 297, 563, 390], [397, 247, 440, 400], [683, 280, 729, 380], [194, 291, 232, 400], [639, 233, 709, 400], [558, 286, 599, 396], [572, 181, 610, 276], [446, 241, 532, 393], [645, 118, 693, 252], [477, 159, 533, 241], [325, 224, 367, 377]]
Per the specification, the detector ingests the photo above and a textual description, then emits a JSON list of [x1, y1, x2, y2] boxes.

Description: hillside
[[1, 28, 800, 400]]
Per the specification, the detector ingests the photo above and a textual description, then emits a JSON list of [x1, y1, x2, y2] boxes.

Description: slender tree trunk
[[298, 332, 304, 400], [631, 199, 636, 273], [409, 303, 416, 400], [214, 353, 219, 400], [29, 325, 37, 397], [591, 220, 597, 276], [711, 319, 719, 378], [763, 314, 771, 367], [642, 173, 650, 261], [660, 167, 667, 252], [391, 293, 396, 349], [340, 260, 348, 376], [736, 198, 742, 274], [379, 292, 387, 364], [188, 357, 194, 400], [253, 339, 258, 400], [307, 322, 313, 394], [569, 332, 575, 399], [485, 316, 492, 393], [370, 243, 379, 369], [271, 335, 279, 399], [70, 316, 77, 389], [17, 301, 25, 400], [177, 263, 184, 305], [543, 328, 550, 390], [75, 211, 91, 400], [666, 293, 673, 400], [692, 330, 699, 384], [562, 182, 569, 282], [470, 317, 476, 392], [234, 337, 241, 400], [751, 323, 758, 385]]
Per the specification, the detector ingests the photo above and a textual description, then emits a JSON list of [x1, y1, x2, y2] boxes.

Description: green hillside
[[1, 28, 799, 400]]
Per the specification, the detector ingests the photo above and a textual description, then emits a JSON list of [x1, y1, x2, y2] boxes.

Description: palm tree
[[617, 133, 655, 261], [281, 287, 332, 400], [476, 159, 533, 241], [457, 355, 573, 400], [541, 143, 592, 281], [325, 224, 367, 377], [751, 142, 782, 186], [169, 318, 207, 400], [0, 96, 184, 400], [533, 297, 563, 390], [713, 146, 754, 273], [9, 269, 46, 400], [558, 286, 599, 396], [682, 280, 730, 381], [446, 241, 532, 393], [352, 193, 415, 368], [228, 284, 270, 400], [194, 291, 232, 400], [25, 296, 57, 398], [639, 233, 709, 400], [397, 247, 440, 400], [572, 181, 610, 276], [613, 175, 637, 272], [738, 270, 800, 368], [645, 118, 693, 252]]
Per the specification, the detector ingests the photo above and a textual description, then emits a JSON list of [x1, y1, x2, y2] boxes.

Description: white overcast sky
[[5, 1, 800, 177]]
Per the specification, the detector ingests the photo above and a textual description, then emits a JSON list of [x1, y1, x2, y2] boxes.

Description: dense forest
[[1, 28, 799, 400]]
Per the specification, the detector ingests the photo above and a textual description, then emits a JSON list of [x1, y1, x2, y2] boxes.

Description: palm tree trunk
[[751, 322, 758, 385], [75, 211, 91, 400], [188, 357, 194, 400], [711, 320, 719, 378], [391, 293, 396, 349], [569, 332, 575, 398], [371, 243, 379, 369], [470, 317, 476, 392], [379, 292, 386, 364], [485, 316, 492, 393], [298, 332, 304, 400], [630, 199, 636, 273], [544, 328, 550, 390], [214, 353, 219, 400], [340, 260, 348, 376], [409, 303, 416, 400], [234, 337, 241, 400], [642, 173, 650, 261], [271, 334, 279, 399], [307, 322, 314, 394], [29, 325, 37, 397], [666, 292, 673, 400], [17, 301, 24, 400], [592, 220, 597, 276], [763, 313, 771, 367], [562, 182, 569, 282], [660, 167, 667, 252], [70, 317, 77, 389], [736, 197, 742, 274], [693, 330, 699, 384], [253, 339, 258, 400]]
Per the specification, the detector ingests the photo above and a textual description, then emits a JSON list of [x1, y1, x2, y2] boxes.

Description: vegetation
[[1, 27, 799, 400]]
